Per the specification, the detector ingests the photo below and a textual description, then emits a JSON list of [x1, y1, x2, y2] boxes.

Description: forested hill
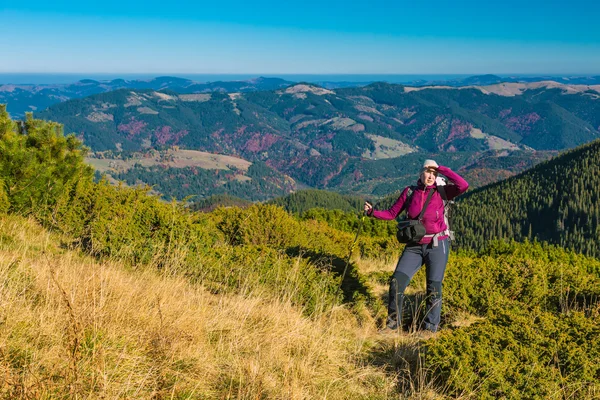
[[454, 138, 600, 257]]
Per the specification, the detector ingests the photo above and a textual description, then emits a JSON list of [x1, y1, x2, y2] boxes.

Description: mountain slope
[[454, 138, 600, 257], [267, 189, 363, 214]]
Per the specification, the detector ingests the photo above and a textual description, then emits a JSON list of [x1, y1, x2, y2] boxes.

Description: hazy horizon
[[2, 72, 599, 85]]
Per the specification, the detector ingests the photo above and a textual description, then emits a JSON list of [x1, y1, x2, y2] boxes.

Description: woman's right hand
[[364, 201, 373, 215]]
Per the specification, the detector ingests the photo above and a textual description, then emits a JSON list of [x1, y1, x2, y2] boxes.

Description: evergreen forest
[[453, 139, 600, 258]]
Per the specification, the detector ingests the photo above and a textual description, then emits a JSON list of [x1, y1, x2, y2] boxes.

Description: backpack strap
[[403, 185, 416, 212], [406, 185, 415, 200], [436, 185, 455, 241], [418, 188, 436, 221], [437, 185, 448, 202]]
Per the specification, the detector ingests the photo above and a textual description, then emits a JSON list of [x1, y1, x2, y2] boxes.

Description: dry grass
[[354, 257, 396, 301], [0, 215, 401, 399], [354, 257, 428, 302]]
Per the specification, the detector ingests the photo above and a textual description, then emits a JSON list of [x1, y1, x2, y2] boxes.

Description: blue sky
[[1, 0, 599, 74]]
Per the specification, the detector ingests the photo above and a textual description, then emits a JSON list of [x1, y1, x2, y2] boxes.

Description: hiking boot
[[413, 329, 439, 341], [378, 325, 400, 336]]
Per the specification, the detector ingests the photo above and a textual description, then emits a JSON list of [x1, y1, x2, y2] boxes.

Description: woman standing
[[364, 160, 468, 333]]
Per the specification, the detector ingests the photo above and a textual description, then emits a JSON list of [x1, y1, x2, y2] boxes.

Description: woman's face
[[421, 169, 438, 186]]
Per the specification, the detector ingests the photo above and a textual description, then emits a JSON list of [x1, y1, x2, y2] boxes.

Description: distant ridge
[[404, 80, 600, 97], [0, 76, 294, 118], [3, 74, 600, 117], [448, 74, 504, 86]]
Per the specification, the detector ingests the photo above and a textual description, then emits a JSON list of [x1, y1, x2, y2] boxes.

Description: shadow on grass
[[285, 246, 373, 303]]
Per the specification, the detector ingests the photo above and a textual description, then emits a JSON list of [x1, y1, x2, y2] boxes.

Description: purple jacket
[[372, 166, 469, 244]]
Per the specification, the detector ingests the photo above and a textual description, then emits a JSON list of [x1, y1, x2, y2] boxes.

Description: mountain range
[[1, 76, 294, 118], [32, 79, 600, 200], [4, 74, 600, 119], [407, 74, 600, 87]]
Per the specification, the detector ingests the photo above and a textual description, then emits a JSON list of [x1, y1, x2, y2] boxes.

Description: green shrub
[[0, 178, 8, 214], [213, 204, 301, 248], [425, 241, 600, 398], [428, 302, 600, 399], [444, 241, 600, 316]]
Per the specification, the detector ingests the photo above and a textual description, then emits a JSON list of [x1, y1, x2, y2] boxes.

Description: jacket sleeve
[[371, 187, 410, 220], [437, 165, 469, 200]]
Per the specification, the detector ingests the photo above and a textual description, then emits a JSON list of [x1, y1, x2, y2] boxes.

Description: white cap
[[423, 159, 439, 169]]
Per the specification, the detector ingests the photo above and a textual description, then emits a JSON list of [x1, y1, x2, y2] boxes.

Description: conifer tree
[[0, 105, 93, 218]]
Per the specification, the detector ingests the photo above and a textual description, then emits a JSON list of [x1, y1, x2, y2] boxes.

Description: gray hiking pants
[[387, 237, 449, 332]]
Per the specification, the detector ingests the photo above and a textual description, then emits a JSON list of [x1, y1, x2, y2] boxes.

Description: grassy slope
[[2, 212, 600, 399], [0, 214, 398, 399]]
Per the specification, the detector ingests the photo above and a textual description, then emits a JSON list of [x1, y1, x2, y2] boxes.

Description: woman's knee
[[391, 271, 412, 293]]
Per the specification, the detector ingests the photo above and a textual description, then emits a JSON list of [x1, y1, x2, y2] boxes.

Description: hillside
[[1, 110, 600, 398], [31, 80, 600, 200], [114, 160, 295, 202], [454, 138, 600, 258], [4, 212, 600, 398], [189, 193, 254, 212], [88, 149, 297, 201]]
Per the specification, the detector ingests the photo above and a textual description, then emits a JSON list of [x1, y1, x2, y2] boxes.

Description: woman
[[364, 160, 468, 333]]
